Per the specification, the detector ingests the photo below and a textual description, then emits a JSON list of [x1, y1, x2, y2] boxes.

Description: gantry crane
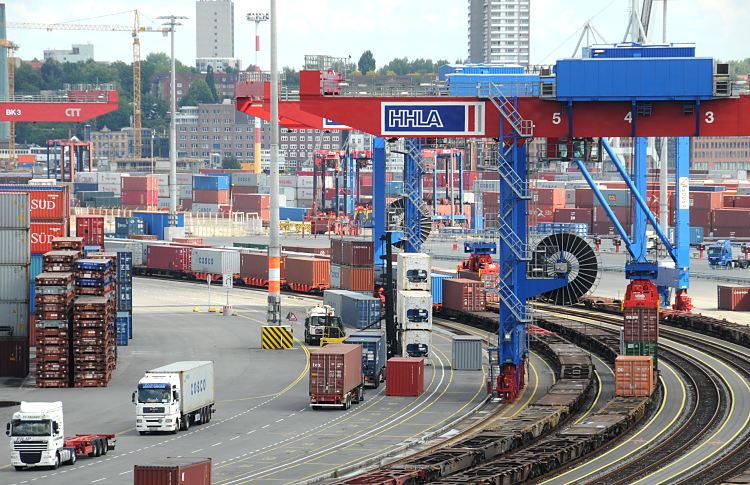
[[0, 38, 18, 169], [8, 10, 169, 158]]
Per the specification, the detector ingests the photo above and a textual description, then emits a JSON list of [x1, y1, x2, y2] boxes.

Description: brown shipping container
[[232, 194, 270, 220], [340, 266, 373, 291], [133, 457, 211, 485], [146, 245, 192, 272], [193, 189, 229, 204], [553, 208, 593, 225], [712, 208, 750, 229], [285, 256, 330, 289], [534, 187, 565, 207], [615, 356, 654, 397], [232, 185, 258, 194], [717, 285, 750, 311], [309, 344, 363, 401], [575, 187, 595, 208], [689, 191, 723, 210], [121, 175, 158, 192], [239, 252, 287, 281], [386, 357, 425, 396], [0, 337, 30, 378], [330, 239, 374, 266], [713, 227, 750, 238], [442, 278, 485, 313], [623, 307, 658, 342]]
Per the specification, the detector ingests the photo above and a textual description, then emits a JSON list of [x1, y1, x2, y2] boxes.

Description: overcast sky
[[7, 0, 750, 70]]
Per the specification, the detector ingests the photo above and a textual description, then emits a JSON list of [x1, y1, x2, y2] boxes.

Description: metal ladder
[[488, 82, 534, 138]]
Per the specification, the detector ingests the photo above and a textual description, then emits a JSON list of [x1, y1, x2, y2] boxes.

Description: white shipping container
[[176, 173, 194, 185], [157, 198, 171, 209], [280, 187, 295, 200], [232, 172, 266, 187], [474, 180, 500, 193], [0, 229, 30, 264], [565, 188, 576, 206], [462, 192, 475, 204], [296, 198, 313, 208], [279, 175, 297, 188], [179, 185, 193, 199], [104, 239, 144, 266], [297, 188, 314, 200], [191, 203, 221, 213], [0, 265, 29, 301], [75, 172, 98, 184], [397, 290, 432, 331], [330, 263, 341, 288], [401, 329, 432, 357], [98, 172, 126, 185], [279, 194, 287, 207], [158, 185, 170, 198], [397, 253, 431, 291], [99, 183, 122, 195], [0, 193, 30, 229], [297, 176, 333, 189], [145, 361, 214, 416], [191, 248, 240, 274], [156, 173, 169, 188]]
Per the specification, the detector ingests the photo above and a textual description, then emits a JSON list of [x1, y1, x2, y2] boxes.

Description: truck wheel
[[139, 431, 147, 436], [100, 439, 108, 455], [14, 465, 26, 471], [52, 453, 60, 470], [68, 451, 77, 465], [93, 440, 101, 457], [181, 415, 190, 431]]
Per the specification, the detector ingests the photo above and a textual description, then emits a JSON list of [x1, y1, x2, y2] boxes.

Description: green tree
[[40, 60, 64, 89], [205, 65, 219, 102], [222, 155, 240, 169], [14, 62, 43, 92], [282, 67, 300, 89], [358, 50, 376, 73], [179, 78, 216, 107]]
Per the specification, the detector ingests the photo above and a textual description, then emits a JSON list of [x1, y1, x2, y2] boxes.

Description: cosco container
[[397, 253, 431, 291], [717, 285, 750, 311], [452, 335, 483, 370], [191, 248, 240, 275], [386, 357, 424, 396], [0, 192, 29, 227], [397, 290, 432, 331], [133, 457, 211, 485]]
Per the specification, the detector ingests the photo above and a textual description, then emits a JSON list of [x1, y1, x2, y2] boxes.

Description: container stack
[[0, 193, 31, 378], [75, 215, 105, 250], [192, 175, 230, 213], [90, 250, 133, 344], [330, 239, 374, 292], [614, 356, 655, 397], [114, 216, 145, 239], [34, 272, 75, 387], [622, 280, 659, 373], [397, 253, 432, 358], [73, 258, 116, 387], [121, 175, 158, 209], [232, 193, 270, 223]]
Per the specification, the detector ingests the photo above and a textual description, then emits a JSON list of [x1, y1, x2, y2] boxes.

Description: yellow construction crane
[[0, 39, 18, 169], [8, 11, 169, 158]]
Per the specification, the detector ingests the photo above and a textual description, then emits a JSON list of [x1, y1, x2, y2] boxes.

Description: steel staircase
[[488, 82, 534, 138], [497, 145, 531, 200]]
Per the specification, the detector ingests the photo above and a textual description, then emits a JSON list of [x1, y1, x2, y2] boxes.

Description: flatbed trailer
[[64, 434, 116, 458]]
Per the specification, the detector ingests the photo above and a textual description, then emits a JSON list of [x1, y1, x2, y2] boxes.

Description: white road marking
[[288, 413, 296, 417], [230, 436, 240, 441], [274, 418, 284, 423], [246, 430, 256, 435], [191, 449, 204, 454], [261, 424, 270, 429], [118, 471, 132, 475], [91, 479, 107, 483], [211, 442, 222, 447]]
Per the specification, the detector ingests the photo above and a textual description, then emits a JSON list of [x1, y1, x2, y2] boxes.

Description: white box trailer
[[191, 248, 240, 274]]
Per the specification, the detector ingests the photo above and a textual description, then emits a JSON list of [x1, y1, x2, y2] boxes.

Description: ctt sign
[[381, 101, 484, 136]]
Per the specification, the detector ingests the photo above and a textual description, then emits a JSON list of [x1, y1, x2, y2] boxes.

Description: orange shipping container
[[614, 356, 654, 397], [340, 266, 373, 292]]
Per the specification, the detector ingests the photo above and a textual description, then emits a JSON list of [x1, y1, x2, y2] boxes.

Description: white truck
[[6, 401, 115, 471], [133, 361, 215, 434]]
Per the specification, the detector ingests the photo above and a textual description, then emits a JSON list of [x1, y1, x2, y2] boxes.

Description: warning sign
[[286, 312, 298, 322]]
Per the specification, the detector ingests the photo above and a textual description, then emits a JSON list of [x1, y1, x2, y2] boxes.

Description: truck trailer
[[345, 330, 387, 388], [309, 344, 364, 410], [133, 361, 215, 434]]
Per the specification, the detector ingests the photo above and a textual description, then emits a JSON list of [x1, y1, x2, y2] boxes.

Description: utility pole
[[267, 0, 281, 326], [158, 14, 187, 231], [659, 1, 669, 236], [247, 12, 269, 175]]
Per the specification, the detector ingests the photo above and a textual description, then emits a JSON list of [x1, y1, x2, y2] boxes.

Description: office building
[[468, 0, 530, 65], [195, 0, 240, 72]]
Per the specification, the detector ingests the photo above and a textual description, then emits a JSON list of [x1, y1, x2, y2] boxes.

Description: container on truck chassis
[[6, 401, 115, 471], [345, 330, 387, 388], [309, 344, 365, 410], [133, 361, 215, 434]]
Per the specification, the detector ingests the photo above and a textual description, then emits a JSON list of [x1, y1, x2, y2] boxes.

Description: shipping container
[[232, 193, 270, 220], [442, 278, 486, 313], [330, 263, 342, 288], [0, 337, 30, 377], [623, 307, 659, 342], [717, 285, 750, 311], [386, 357, 424, 396], [115, 217, 145, 237], [397, 253, 431, 291], [30, 222, 66, 254], [309, 344, 363, 408], [193, 189, 230, 205], [147, 245, 193, 272], [191, 248, 240, 275], [452, 335, 483, 371], [431, 272, 452, 307], [279, 206, 307, 222], [397, 290, 432, 331], [331, 239, 374, 266], [0, 302, 29, 337], [0, 185, 70, 221], [0, 265, 29, 301], [239, 251, 286, 284], [614, 356, 654, 397], [193, 175, 229, 191], [75, 215, 105, 249], [133, 457, 212, 485], [554, 208, 593, 225], [122, 175, 158, 192], [341, 292, 381, 329], [345, 330, 386, 388], [285, 256, 330, 291], [0, 229, 29, 264], [340, 266, 374, 292], [133, 211, 185, 240], [0, 192, 30, 228], [402, 329, 431, 358]]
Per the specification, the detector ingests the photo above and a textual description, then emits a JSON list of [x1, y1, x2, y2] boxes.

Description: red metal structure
[[64, 433, 116, 458], [0, 88, 119, 123]]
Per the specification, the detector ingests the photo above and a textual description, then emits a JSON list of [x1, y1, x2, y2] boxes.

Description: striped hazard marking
[[261, 325, 294, 349]]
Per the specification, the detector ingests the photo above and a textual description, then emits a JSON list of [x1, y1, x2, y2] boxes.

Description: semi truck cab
[[133, 374, 181, 434], [6, 401, 75, 470]]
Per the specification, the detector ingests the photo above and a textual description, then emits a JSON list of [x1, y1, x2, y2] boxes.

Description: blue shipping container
[[447, 73, 540, 97], [554, 57, 714, 101], [29, 282, 35, 314], [690, 185, 726, 192], [115, 217, 145, 237], [438, 63, 524, 81], [116, 251, 133, 282], [584, 43, 696, 59], [116, 312, 131, 345], [192, 175, 230, 191], [30, 254, 44, 281], [133, 211, 185, 240], [341, 293, 381, 330], [431, 273, 452, 307], [345, 330, 387, 387], [279, 207, 307, 222]]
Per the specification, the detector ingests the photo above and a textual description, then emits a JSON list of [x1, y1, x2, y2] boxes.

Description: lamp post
[[247, 12, 269, 175], [267, 0, 280, 326]]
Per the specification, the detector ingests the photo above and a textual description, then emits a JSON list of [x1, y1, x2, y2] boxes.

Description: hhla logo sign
[[387, 109, 444, 129], [381, 101, 484, 136]]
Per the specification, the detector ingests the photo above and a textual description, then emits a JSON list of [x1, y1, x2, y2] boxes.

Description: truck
[[304, 305, 346, 346], [707, 240, 750, 269], [6, 401, 116, 471], [133, 361, 215, 434], [309, 344, 365, 410], [345, 330, 387, 388]]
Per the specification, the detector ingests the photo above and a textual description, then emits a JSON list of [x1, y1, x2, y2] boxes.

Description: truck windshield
[[11, 420, 51, 437], [708, 248, 721, 256], [138, 384, 171, 403]]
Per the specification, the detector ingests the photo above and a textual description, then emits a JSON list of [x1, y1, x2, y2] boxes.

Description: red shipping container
[[717, 285, 750, 311], [330, 239, 373, 266], [713, 227, 750, 237], [593, 205, 631, 224], [732, 195, 750, 208], [592, 220, 629, 236], [285, 256, 330, 290], [30, 222, 66, 253], [309, 344, 363, 405], [531, 205, 555, 223], [133, 457, 211, 485], [723, 195, 737, 207], [443, 278, 485, 313], [232, 193, 270, 214], [0, 187, 69, 220], [340, 266, 373, 291], [121, 191, 158, 206], [623, 307, 658, 342], [575, 188, 595, 208], [534, 187, 565, 207], [181, 198, 193, 211], [359, 185, 373, 196], [75, 215, 104, 248], [712, 208, 750, 229], [0, 337, 30, 378], [386, 357, 424, 396], [232, 185, 258, 194], [193, 189, 229, 204], [615, 356, 654, 397], [689, 191, 723, 210], [146, 245, 192, 272], [239, 252, 287, 282], [553, 208, 592, 225], [121, 175, 158, 192]]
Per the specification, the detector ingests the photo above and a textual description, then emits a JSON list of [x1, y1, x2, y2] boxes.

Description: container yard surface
[[0, 275, 490, 485]]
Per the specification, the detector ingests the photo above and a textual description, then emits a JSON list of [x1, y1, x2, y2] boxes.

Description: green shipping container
[[624, 341, 658, 368]]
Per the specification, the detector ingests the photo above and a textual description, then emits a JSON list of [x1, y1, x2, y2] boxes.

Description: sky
[[6, 0, 750, 70]]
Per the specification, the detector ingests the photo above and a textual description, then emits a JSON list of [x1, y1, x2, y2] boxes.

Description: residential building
[[43, 43, 94, 63], [280, 127, 344, 172], [468, 0, 530, 65], [90, 126, 159, 160], [176, 100, 258, 163], [195, 0, 240, 72]]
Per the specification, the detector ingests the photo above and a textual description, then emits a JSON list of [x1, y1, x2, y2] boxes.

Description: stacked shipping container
[[121, 175, 158, 208], [622, 280, 659, 372], [330, 239, 374, 292], [34, 272, 75, 387], [192, 175, 230, 213]]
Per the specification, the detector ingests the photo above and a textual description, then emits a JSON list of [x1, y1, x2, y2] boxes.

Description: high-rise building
[[468, 0, 530, 65], [195, 0, 241, 72]]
